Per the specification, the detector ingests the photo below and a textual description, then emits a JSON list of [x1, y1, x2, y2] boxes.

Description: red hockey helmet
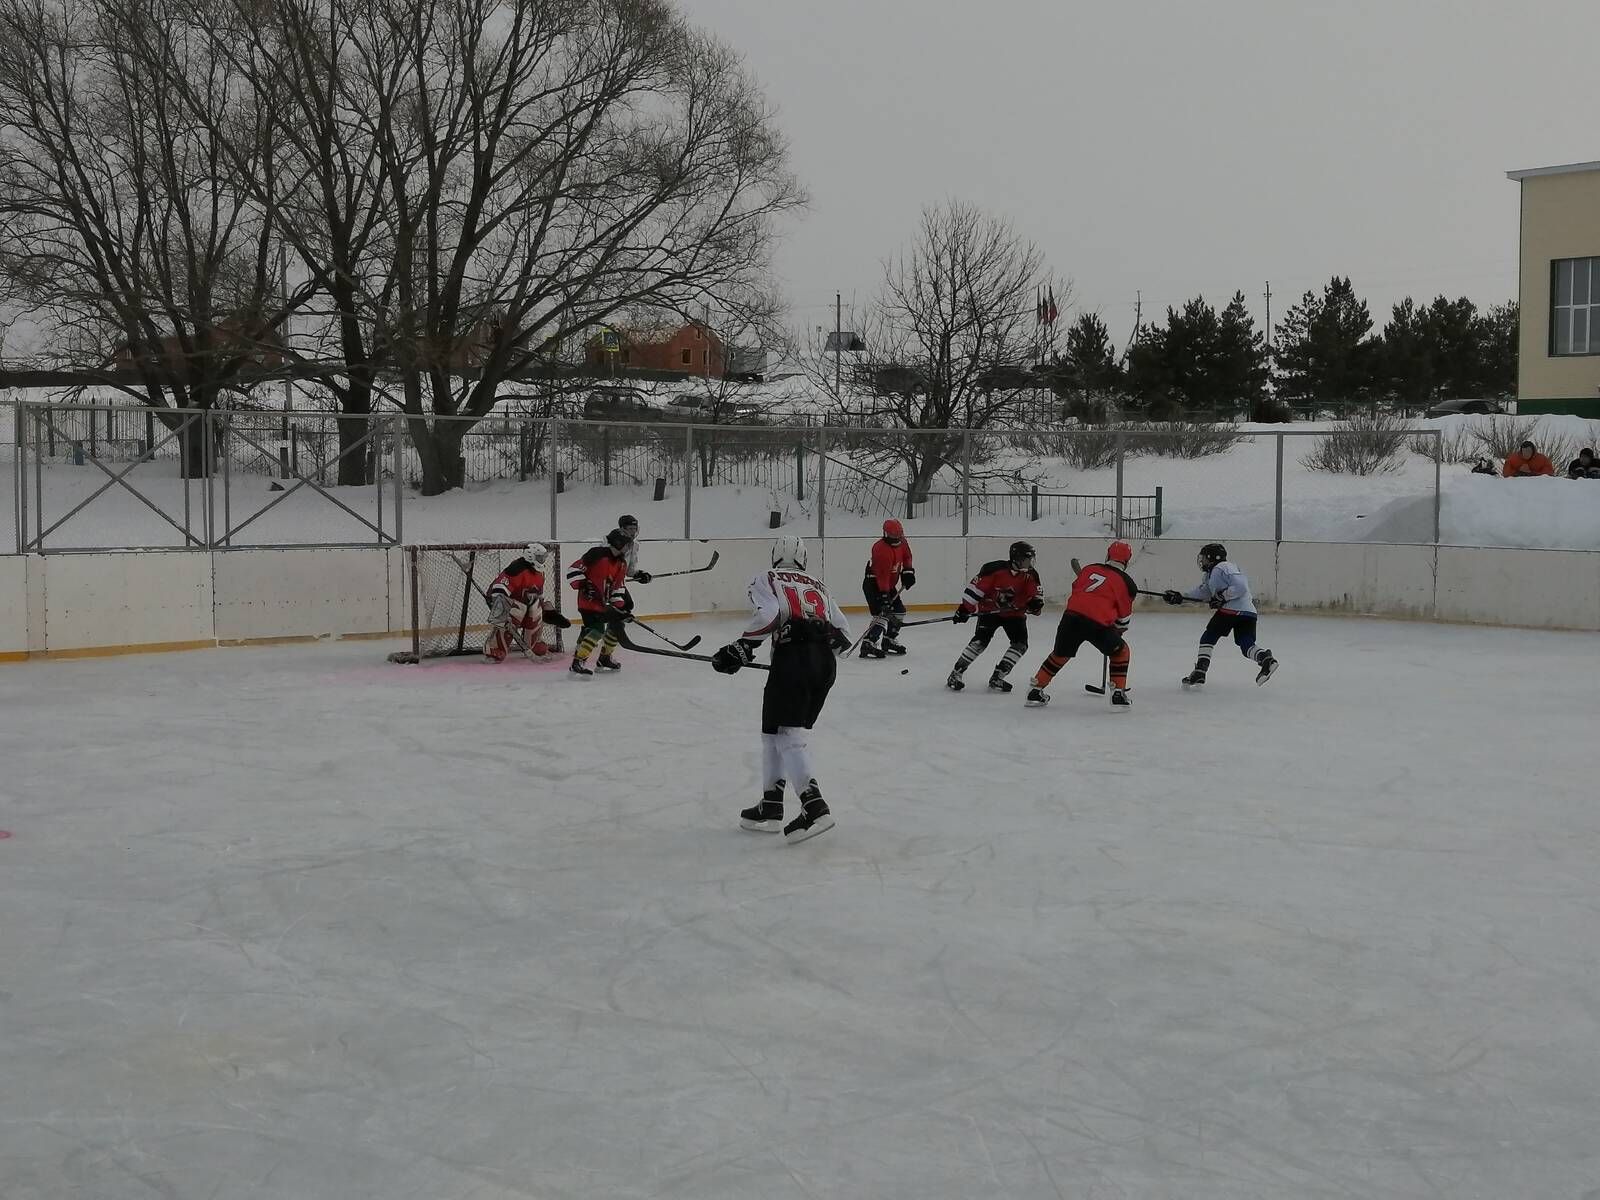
[[882, 519, 904, 541], [1106, 540, 1133, 565]]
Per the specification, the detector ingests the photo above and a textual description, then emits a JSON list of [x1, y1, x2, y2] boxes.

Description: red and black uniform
[[861, 523, 914, 652], [947, 558, 1044, 689], [1031, 561, 1138, 693], [488, 560, 549, 611], [566, 543, 631, 669], [483, 556, 564, 660]]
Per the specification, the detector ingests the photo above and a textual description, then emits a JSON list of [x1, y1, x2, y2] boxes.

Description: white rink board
[[213, 548, 393, 642], [0, 555, 27, 654], [40, 550, 213, 651]]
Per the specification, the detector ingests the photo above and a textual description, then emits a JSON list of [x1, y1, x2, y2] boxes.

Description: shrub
[[1301, 411, 1410, 475], [1468, 415, 1541, 461], [1250, 396, 1295, 423], [1125, 421, 1245, 460], [1409, 424, 1479, 464], [1015, 428, 1122, 469]]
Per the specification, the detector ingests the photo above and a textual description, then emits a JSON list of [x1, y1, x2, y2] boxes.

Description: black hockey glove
[[828, 625, 852, 654], [1026, 597, 1045, 615], [952, 606, 971, 624], [711, 639, 756, 675], [543, 610, 572, 629], [631, 570, 652, 585], [900, 568, 916, 590], [1209, 593, 1227, 609], [1163, 590, 1184, 606]]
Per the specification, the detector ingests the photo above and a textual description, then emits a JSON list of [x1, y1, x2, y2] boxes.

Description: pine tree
[[1478, 302, 1518, 399], [1423, 296, 1482, 400], [1273, 277, 1378, 407], [1215, 291, 1269, 414], [1376, 297, 1435, 409], [1060, 311, 1122, 407]]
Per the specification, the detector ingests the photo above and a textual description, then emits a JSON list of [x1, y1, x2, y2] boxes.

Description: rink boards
[[1, 537, 1598, 660]]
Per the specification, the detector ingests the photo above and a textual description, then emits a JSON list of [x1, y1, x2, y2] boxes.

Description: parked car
[[661, 393, 764, 423], [1425, 398, 1505, 418], [582, 387, 661, 422]]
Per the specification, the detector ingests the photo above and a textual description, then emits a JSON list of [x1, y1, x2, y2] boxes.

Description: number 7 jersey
[[744, 567, 852, 642]]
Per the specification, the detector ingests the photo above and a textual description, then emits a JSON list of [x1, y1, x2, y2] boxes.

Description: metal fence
[[2, 400, 1443, 553]]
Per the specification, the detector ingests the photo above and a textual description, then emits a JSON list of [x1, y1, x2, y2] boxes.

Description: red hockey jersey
[[863, 537, 913, 593], [959, 561, 1042, 615], [566, 546, 628, 614], [1064, 562, 1137, 628], [487, 559, 549, 607]]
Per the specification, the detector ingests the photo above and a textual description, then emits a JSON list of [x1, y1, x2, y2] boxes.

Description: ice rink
[[3, 612, 1597, 1199]]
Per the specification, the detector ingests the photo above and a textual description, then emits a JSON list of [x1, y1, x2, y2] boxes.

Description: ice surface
[[2, 613, 1598, 1199]]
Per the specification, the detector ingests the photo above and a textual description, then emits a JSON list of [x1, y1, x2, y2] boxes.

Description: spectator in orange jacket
[[1503, 441, 1556, 478]]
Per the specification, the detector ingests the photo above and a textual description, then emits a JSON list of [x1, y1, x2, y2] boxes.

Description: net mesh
[[388, 542, 564, 663]]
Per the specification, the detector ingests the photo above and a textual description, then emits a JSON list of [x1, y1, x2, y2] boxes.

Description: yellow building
[[1506, 160, 1600, 416]]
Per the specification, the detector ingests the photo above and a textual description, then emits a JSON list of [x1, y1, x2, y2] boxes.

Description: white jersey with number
[[743, 568, 851, 643], [1185, 561, 1257, 615]]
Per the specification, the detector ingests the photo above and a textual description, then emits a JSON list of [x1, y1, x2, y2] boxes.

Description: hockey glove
[[1209, 593, 1228, 609], [828, 625, 852, 654], [952, 606, 971, 624], [900, 568, 916, 590], [631, 570, 652, 585], [578, 583, 601, 605], [711, 639, 756, 675], [1026, 597, 1045, 615], [543, 610, 572, 629], [1163, 590, 1184, 606]]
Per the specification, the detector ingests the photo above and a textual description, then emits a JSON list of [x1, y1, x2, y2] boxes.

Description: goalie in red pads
[[945, 541, 1043, 693], [1025, 541, 1138, 709], [483, 544, 570, 662]]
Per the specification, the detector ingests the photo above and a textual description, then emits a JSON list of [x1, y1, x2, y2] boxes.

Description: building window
[[681, 348, 691, 365], [1552, 257, 1600, 355], [702, 349, 709, 366]]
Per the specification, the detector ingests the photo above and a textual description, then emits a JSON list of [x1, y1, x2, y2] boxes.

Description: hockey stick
[[624, 614, 702, 652], [640, 550, 720, 579], [612, 623, 769, 670], [901, 607, 1031, 630]]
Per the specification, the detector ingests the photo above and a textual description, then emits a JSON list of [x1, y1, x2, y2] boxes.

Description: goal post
[[388, 542, 564, 664]]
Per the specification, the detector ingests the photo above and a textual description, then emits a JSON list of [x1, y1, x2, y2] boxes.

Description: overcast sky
[[677, 0, 1594, 348]]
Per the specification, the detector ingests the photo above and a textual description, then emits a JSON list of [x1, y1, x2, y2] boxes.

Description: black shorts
[[1202, 610, 1258, 647], [1050, 610, 1124, 659], [863, 579, 907, 619], [966, 614, 1029, 649], [762, 641, 838, 734]]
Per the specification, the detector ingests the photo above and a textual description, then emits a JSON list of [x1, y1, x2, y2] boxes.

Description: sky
[[675, 0, 1596, 350]]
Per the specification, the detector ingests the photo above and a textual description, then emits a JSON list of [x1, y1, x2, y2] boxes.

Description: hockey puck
[[900, 668, 909, 675]]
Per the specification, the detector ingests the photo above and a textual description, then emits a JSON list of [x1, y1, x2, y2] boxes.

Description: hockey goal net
[[388, 542, 564, 664]]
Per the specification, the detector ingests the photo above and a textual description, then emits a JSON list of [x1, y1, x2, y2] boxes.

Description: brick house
[[584, 322, 726, 378]]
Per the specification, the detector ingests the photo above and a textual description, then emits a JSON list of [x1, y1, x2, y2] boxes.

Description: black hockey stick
[[612, 623, 769, 670], [624, 614, 701, 652], [641, 550, 720, 579], [902, 608, 1031, 630]]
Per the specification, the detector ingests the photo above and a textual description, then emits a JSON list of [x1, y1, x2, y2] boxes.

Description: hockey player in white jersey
[[710, 534, 852, 843], [1161, 543, 1279, 687]]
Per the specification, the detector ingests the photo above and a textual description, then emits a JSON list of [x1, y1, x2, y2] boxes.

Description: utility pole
[[834, 291, 842, 401], [1264, 281, 1274, 396]]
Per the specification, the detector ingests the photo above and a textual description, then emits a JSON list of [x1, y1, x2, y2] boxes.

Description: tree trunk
[[409, 418, 467, 496], [336, 379, 373, 486]]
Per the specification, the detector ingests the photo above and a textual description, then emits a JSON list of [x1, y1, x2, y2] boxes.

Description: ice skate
[[881, 638, 907, 656], [987, 674, 1012, 693], [1024, 687, 1051, 707], [1110, 688, 1132, 709], [1181, 670, 1207, 689], [783, 784, 834, 843], [568, 657, 593, 678], [595, 654, 622, 672], [1255, 652, 1279, 686], [945, 671, 965, 692], [859, 641, 887, 659], [740, 785, 785, 833]]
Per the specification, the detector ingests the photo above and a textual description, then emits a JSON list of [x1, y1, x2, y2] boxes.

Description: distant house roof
[[823, 332, 865, 352], [1505, 160, 1600, 181]]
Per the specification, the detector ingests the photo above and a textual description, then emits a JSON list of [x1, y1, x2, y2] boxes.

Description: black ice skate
[[595, 654, 622, 672], [1255, 653, 1279, 686], [783, 784, 834, 843], [1110, 688, 1132, 708], [881, 639, 907, 656], [740, 785, 785, 833], [945, 671, 965, 691], [569, 657, 593, 678], [859, 641, 887, 659], [1024, 687, 1051, 707], [987, 675, 1012, 693], [1181, 670, 1207, 689]]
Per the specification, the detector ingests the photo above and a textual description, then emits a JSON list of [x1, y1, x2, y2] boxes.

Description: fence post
[[220, 411, 231, 548], [816, 427, 827, 541], [15, 403, 26, 554], [145, 409, 155, 455], [88, 410, 96, 459], [960, 428, 972, 538], [33, 405, 43, 550], [796, 438, 805, 502], [1433, 430, 1442, 545], [602, 423, 611, 487], [392, 414, 404, 546], [1274, 433, 1284, 543], [1154, 486, 1163, 537], [1113, 430, 1125, 539], [518, 422, 529, 483], [1030, 484, 1039, 523], [683, 424, 694, 539], [549, 419, 560, 541]]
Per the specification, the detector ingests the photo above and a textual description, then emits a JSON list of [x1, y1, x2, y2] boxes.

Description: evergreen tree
[[1423, 296, 1482, 399], [1059, 311, 1122, 399], [1273, 276, 1378, 406], [1215, 291, 1269, 413], [1161, 298, 1225, 414], [1477, 301, 1518, 399], [1376, 297, 1435, 409]]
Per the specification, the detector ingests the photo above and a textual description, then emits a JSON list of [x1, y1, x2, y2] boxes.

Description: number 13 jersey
[[744, 567, 852, 643]]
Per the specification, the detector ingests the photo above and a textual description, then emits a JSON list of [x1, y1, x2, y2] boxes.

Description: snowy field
[[2, 613, 1598, 1199]]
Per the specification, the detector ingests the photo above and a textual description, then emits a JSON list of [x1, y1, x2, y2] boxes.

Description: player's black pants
[[862, 579, 907, 640], [762, 640, 838, 735], [1032, 611, 1129, 690], [1199, 610, 1258, 653], [952, 614, 1029, 679]]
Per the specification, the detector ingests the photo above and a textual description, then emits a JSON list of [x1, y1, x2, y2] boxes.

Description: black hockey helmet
[[618, 513, 639, 534], [1008, 540, 1036, 566], [606, 528, 633, 553], [1198, 543, 1227, 572]]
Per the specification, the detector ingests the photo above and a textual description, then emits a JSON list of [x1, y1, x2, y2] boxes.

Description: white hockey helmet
[[524, 542, 550, 566], [771, 534, 807, 570]]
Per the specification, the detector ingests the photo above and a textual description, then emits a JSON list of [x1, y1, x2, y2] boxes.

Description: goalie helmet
[[771, 533, 807, 570], [1106, 540, 1133, 565], [523, 543, 550, 567], [1198, 542, 1227, 572], [1008, 540, 1036, 566]]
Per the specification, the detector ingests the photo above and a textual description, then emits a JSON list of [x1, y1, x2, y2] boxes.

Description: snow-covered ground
[[4, 411, 1599, 550], [3, 613, 1597, 1199]]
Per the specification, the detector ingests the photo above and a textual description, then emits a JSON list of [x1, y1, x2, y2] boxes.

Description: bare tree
[[0, 0, 301, 476], [808, 201, 1063, 508]]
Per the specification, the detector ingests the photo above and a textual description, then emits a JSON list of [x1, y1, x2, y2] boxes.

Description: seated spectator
[[1502, 441, 1555, 477], [1566, 447, 1599, 479]]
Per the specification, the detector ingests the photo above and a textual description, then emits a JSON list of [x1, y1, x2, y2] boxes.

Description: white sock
[[776, 727, 816, 793], [761, 734, 784, 791]]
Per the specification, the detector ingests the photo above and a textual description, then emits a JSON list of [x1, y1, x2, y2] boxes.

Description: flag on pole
[[1045, 286, 1059, 326]]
